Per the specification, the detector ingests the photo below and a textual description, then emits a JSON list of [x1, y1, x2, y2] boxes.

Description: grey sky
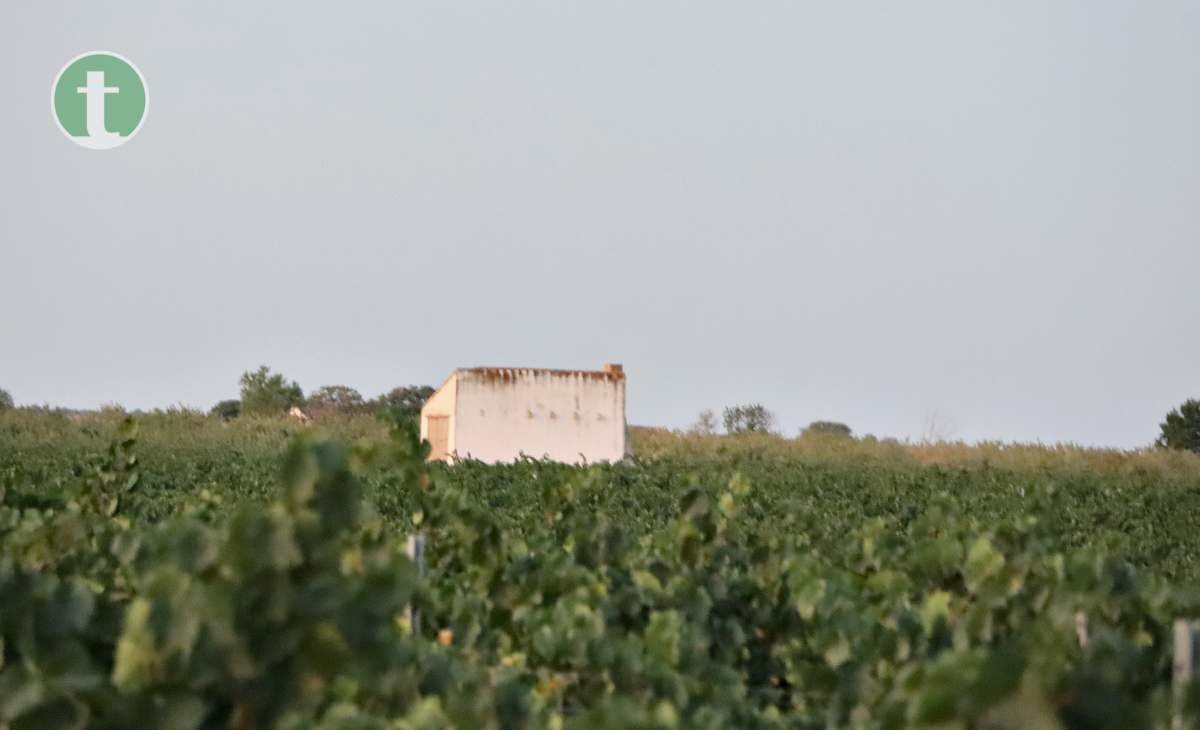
[[2, 1, 1197, 448]]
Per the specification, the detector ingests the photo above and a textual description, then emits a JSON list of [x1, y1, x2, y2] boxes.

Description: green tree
[[1157, 399, 1200, 454], [0, 388, 12, 411], [804, 420, 853, 438], [239, 366, 304, 416], [210, 399, 241, 421], [307, 385, 366, 417], [723, 404, 774, 434], [372, 385, 434, 420]]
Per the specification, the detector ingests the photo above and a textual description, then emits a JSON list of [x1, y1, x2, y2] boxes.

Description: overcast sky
[[2, 1, 1197, 448]]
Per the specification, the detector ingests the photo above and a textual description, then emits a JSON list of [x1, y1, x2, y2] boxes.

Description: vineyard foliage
[[2, 411, 1200, 728]]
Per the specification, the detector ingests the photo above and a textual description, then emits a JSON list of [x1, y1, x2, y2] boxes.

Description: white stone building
[[419, 364, 627, 464]]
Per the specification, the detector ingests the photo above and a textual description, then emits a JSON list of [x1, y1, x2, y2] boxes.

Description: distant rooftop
[[458, 363, 625, 382]]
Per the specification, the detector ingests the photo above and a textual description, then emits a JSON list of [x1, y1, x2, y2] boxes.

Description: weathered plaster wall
[[451, 368, 626, 464], [419, 373, 457, 455]]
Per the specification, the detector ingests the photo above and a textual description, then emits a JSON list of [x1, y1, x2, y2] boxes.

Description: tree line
[[0, 381, 1197, 453], [690, 403, 853, 439], [208, 365, 434, 421], [693, 399, 1200, 455]]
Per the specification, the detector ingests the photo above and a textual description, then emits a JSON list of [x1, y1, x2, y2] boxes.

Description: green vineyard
[[3, 410, 1200, 729]]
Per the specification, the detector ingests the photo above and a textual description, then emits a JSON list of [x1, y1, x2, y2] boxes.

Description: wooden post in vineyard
[[407, 533, 426, 636], [1174, 619, 1198, 730]]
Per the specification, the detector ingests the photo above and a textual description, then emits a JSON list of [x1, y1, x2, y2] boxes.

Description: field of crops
[[3, 409, 1200, 729]]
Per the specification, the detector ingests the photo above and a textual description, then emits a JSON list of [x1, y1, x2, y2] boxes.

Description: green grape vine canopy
[[1, 415, 1199, 728]]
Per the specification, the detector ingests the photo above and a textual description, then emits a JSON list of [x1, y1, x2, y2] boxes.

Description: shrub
[[239, 366, 304, 416], [371, 385, 434, 420], [723, 404, 774, 434], [307, 385, 367, 417], [1158, 399, 1200, 454], [804, 420, 853, 438], [0, 388, 12, 411], [210, 399, 242, 421]]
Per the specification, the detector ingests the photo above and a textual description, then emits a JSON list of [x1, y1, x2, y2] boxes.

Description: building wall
[[419, 373, 457, 456], [451, 368, 626, 464]]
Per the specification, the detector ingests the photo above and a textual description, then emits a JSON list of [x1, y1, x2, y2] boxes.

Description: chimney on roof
[[603, 363, 624, 376]]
